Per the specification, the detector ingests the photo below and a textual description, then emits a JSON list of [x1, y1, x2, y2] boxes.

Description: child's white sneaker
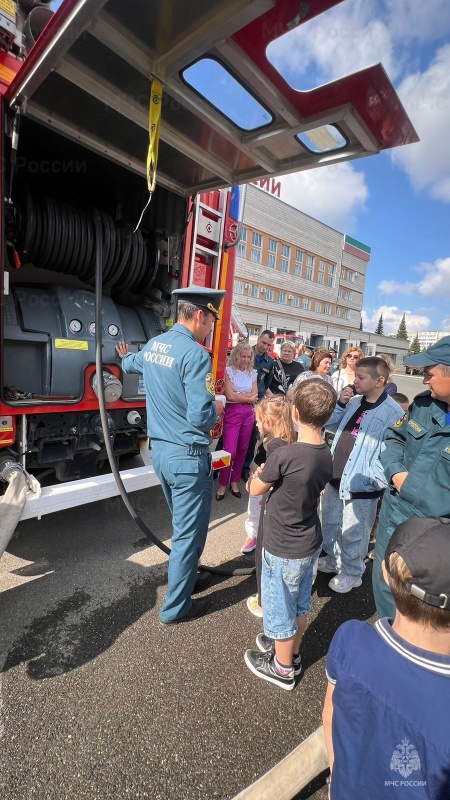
[[246, 594, 263, 618], [317, 556, 337, 574], [328, 574, 362, 593]]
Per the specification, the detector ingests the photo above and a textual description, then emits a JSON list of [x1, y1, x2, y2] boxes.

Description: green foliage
[[375, 313, 384, 335], [408, 334, 420, 355], [396, 313, 408, 340]]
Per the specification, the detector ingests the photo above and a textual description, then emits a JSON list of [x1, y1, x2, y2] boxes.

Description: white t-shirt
[[332, 369, 353, 393], [226, 366, 257, 394]]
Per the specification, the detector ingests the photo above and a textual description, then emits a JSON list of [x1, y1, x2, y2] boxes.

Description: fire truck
[[0, 0, 417, 523]]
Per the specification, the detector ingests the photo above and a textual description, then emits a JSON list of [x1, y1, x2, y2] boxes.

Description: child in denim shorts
[[244, 379, 336, 690]]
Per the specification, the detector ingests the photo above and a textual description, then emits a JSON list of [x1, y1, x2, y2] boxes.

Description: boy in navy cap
[[117, 286, 225, 625], [323, 516, 450, 799], [372, 335, 450, 618]]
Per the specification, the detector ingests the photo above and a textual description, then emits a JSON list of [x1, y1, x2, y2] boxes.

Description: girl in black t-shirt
[[242, 396, 296, 617]]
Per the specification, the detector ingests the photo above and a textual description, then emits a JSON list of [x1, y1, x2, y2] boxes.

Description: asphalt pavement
[[0, 375, 425, 800]]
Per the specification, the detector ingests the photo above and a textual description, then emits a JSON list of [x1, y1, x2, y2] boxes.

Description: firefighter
[[116, 287, 225, 625]]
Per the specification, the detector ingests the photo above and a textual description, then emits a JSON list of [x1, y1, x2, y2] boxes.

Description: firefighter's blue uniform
[[372, 390, 450, 618], [120, 288, 224, 623]]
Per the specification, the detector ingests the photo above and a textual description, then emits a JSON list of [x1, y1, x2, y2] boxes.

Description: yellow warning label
[[0, 63, 17, 86], [0, 0, 15, 17], [0, 427, 13, 432], [55, 339, 89, 351]]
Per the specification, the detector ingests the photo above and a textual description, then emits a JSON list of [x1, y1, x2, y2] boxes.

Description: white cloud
[[442, 318, 450, 331], [279, 163, 368, 231], [378, 258, 450, 300], [392, 45, 450, 203], [267, 0, 398, 88], [378, 280, 417, 296], [362, 305, 430, 334], [387, 0, 450, 45]]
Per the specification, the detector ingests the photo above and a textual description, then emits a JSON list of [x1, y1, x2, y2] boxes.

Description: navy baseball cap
[[385, 516, 450, 610], [173, 286, 226, 320], [404, 335, 450, 367]]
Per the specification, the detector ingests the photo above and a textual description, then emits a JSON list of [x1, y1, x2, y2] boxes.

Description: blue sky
[[49, 0, 449, 335], [268, 0, 450, 335]]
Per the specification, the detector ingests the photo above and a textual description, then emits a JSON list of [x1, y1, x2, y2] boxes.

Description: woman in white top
[[216, 343, 258, 499], [293, 350, 334, 387], [331, 346, 364, 394]]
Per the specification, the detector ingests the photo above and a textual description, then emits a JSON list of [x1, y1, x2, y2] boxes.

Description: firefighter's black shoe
[[193, 571, 211, 592], [159, 598, 211, 628]]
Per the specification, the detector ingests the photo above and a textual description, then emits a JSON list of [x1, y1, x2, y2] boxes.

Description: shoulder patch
[[205, 372, 215, 396], [393, 413, 407, 428]]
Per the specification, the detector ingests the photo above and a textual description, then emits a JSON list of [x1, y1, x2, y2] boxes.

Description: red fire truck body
[[0, 0, 417, 519]]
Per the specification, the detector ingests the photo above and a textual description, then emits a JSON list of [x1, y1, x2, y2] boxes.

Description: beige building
[[234, 185, 409, 366], [408, 331, 447, 350]]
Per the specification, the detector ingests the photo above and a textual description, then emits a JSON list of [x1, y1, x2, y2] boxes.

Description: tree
[[408, 334, 420, 355], [375, 313, 384, 335], [396, 313, 408, 340]]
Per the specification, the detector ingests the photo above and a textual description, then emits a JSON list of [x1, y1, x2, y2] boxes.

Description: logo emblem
[[390, 738, 421, 779], [205, 372, 215, 396]]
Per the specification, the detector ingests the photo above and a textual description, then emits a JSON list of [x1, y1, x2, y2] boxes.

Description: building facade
[[234, 185, 409, 365], [408, 331, 447, 350]]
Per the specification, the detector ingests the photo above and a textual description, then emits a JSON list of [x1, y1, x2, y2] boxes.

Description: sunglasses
[[347, 354, 359, 359]]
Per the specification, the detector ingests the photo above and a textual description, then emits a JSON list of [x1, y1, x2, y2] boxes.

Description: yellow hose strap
[[147, 78, 163, 193]]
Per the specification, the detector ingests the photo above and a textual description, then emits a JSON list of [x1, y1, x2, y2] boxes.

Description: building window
[[234, 280, 244, 294], [237, 227, 247, 258], [267, 253, 276, 269], [280, 258, 289, 273], [335, 306, 341, 317], [328, 264, 336, 275], [346, 290, 353, 300], [317, 272, 324, 285], [278, 291, 286, 304], [324, 304, 332, 315], [296, 249, 303, 262], [281, 244, 291, 259], [327, 276, 334, 287], [248, 284, 259, 298], [319, 260, 325, 272], [252, 232, 262, 247], [291, 295, 299, 307], [294, 263, 302, 277], [348, 270, 355, 282], [251, 248, 261, 264], [315, 302, 322, 312], [306, 254, 314, 267], [268, 238, 277, 253], [247, 325, 261, 337], [338, 287, 343, 298], [343, 309, 350, 320], [306, 268, 313, 281], [265, 288, 274, 301], [303, 298, 311, 310]]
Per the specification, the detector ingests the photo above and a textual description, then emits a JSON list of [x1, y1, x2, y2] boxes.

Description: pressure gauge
[[69, 319, 82, 334], [89, 322, 96, 335], [108, 324, 119, 337]]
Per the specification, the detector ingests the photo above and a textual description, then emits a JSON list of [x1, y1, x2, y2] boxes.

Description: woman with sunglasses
[[332, 347, 364, 394]]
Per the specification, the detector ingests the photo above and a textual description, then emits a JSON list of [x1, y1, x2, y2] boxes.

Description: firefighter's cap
[[173, 286, 226, 320]]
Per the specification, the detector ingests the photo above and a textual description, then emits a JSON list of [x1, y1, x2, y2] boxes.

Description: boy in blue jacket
[[318, 357, 403, 593]]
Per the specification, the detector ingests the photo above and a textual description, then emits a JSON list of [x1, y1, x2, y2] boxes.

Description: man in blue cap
[[117, 286, 225, 625], [372, 335, 450, 618]]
